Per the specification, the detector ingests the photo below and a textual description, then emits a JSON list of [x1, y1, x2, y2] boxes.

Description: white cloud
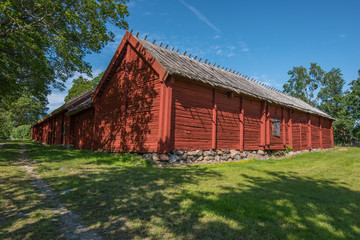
[[47, 92, 66, 112], [238, 41, 249, 52], [180, 0, 221, 33], [252, 73, 283, 89], [339, 33, 347, 39]]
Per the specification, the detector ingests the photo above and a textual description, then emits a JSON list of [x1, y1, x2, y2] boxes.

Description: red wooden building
[[32, 31, 335, 154]]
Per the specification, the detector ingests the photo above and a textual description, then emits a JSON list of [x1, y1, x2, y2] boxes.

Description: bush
[[285, 146, 293, 153], [11, 125, 31, 139]]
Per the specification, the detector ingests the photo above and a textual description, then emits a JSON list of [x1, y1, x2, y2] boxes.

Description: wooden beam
[[307, 114, 312, 149], [239, 96, 244, 151], [212, 89, 217, 149], [282, 107, 286, 147], [288, 109, 293, 148], [319, 117, 323, 149], [157, 77, 173, 153], [265, 103, 270, 147], [260, 101, 266, 148], [330, 120, 334, 148]]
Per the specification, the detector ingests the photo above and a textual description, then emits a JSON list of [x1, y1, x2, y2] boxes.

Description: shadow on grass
[[2, 141, 360, 239], [0, 141, 63, 239], [40, 168, 360, 239]]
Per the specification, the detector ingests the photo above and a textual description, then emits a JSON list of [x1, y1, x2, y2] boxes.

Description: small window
[[62, 124, 66, 136], [273, 119, 280, 137]]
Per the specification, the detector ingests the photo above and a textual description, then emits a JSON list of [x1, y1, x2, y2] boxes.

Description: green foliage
[[0, 0, 129, 103], [0, 94, 47, 139], [3, 95, 48, 126], [283, 64, 360, 143], [11, 125, 31, 139], [318, 68, 345, 118], [0, 111, 12, 139], [346, 70, 360, 121], [285, 146, 293, 153], [64, 71, 104, 102], [283, 63, 324, 106]]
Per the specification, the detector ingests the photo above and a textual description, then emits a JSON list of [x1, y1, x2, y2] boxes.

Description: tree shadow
[[26, 165, 360, 239], [93, 42, 159, 153]]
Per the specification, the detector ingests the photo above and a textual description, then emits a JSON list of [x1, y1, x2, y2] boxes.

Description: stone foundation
[[135, 148, 331, 165]]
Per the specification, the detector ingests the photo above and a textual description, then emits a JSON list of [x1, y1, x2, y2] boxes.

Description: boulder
[[159, 154, 169, 161], [203, 150, 215, 156], [230, 150, 240, 158], [152, 153, 160, 161], [257, 149, 266, 155], [172, 150, 184, 155], [187, 150, 199, 156], [168, 154, 179, 163]]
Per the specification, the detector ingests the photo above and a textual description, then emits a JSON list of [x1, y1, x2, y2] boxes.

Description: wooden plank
[[260, 101, 266, 147], [239, 96, 244, 151], [212, 89, 217, 149], [308, 114, 312, 149]]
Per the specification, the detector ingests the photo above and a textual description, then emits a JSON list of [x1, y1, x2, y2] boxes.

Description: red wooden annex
[[32, 31, 335, 153]]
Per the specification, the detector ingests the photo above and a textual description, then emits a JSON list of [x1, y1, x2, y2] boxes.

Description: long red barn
[[31, 31, 334, 155]]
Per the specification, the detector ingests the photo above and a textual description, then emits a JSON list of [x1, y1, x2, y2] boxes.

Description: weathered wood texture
[[92, 42, 161, 153], [73, 108, 94, 150], [172, 78, 213, 150]]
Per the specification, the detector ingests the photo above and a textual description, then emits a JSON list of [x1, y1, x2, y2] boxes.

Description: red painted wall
[[172, 78, 213, 150], [311, 116, 321, 149], [93, 43, 161, 153], [73, 109, 94, 150], [268, 104, 285, 150], [322, 118, 332, 148], [216, 91, 241, 150], [243, 98, 262, 150]]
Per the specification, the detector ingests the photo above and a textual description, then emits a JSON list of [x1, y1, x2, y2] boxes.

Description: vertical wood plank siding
[[244, 98, 262, 150], [172, 78, 213, 150], [93, 43, 161, 153], [73, 109, 94, 150], [216, 91, 240, 150]]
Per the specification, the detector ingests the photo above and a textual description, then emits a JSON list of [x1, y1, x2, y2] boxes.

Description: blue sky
[[47, 0, 360, 112]]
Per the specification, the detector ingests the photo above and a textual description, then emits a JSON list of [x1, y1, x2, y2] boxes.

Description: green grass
[[0, 141, 62, 239], [1, 141, 360, 239]]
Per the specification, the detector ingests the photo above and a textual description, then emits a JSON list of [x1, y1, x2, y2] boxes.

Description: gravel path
[[17, 144, 102, 240]]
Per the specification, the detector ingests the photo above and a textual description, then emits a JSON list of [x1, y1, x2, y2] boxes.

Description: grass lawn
[[0, 141, 62, 239], [1, 140, 360, 239]]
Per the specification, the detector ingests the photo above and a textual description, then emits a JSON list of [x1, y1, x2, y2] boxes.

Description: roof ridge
[[131, 30, 289, 96]]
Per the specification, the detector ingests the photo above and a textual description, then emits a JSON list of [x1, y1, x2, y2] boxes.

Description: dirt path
[[17, 144, 102, 240]]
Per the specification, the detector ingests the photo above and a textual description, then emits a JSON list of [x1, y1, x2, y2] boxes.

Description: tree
[[343, 70, 360, 142], [283, 63, 324, 106], [64, 71, 104, 102], [283, 64, 359, 143], [5, 95, 48, 126], [0, 94, 48, 139], [318, 68, 345, 118], [0, 0, 129, 103], [346, 70, 360, 121]]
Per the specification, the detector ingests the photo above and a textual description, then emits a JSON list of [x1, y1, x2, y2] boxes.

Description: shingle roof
[[32, 90, 94, 126], [135, 36, 334, 120]]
